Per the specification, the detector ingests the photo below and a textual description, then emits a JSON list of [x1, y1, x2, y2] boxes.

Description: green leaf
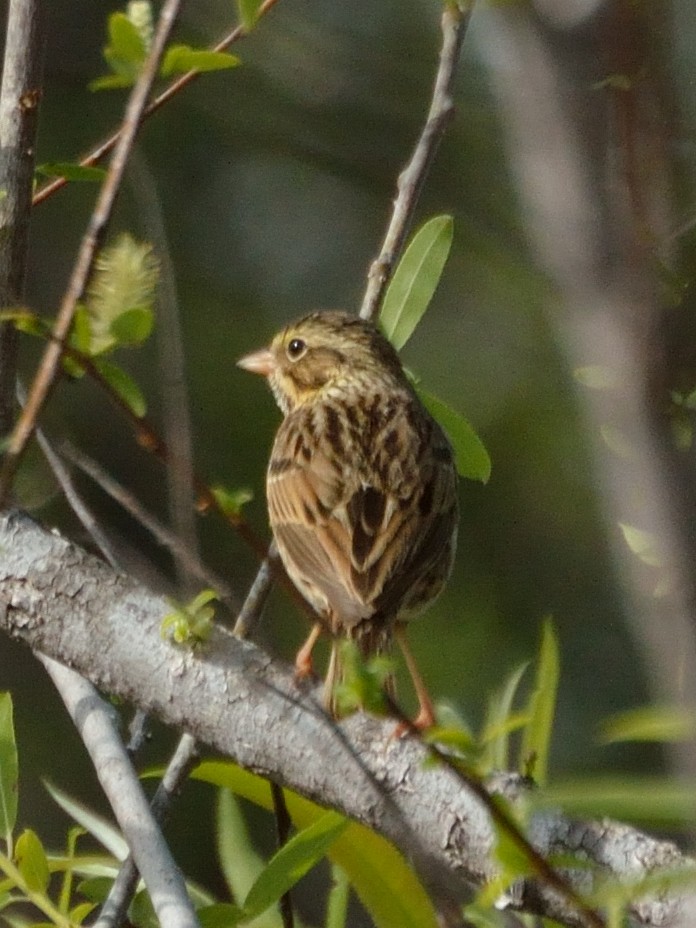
[[211, 485, 254, 519], [533, 776, 696, 827], [92, 12, 147, 91], [599, 706, 696, 744], [15, 829, 50, 893], [326, 864, 350, 928], [110, 307, 154, 346], [238, 0, 264, 30], [95, 360, 147, 418], [0, 694, 18, 845], [380, 215, 453, 351], [189, 762, 439, 928], [520, 619, 559, 786], [36, 163, 107, 183], [44, 782, 128, 860], [197, 903, 245, 928], [160, 45, 240, 77], [480, 662, 529, 771], [216, 790, 282, 924], [243, 812, 348, 919], [418, 389, 490, 482]]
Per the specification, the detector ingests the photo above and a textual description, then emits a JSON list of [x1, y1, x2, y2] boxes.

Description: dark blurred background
[[4, 0, 696, 914]]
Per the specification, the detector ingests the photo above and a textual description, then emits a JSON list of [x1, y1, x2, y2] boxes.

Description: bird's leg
[[294, 622, 323, 679], [394, 623, 436, 731]]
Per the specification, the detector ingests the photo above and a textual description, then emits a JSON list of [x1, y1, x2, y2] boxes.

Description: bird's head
[[237, 311, 404, 414]]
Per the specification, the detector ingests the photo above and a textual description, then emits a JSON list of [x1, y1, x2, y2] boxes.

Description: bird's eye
[[287, 338, 306, 360]]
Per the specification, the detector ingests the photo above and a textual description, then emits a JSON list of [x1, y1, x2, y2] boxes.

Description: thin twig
[[92, 733, 200, 928], [0, 0, 45, 436], [15, 383, 122, 570], [0, 0, 183, 504], [60, 441, 241, 610], [232, 542, 280, 638], [31, 0, 283, 208], [40, 658, 200, 928], [359, 2, 473, 322]]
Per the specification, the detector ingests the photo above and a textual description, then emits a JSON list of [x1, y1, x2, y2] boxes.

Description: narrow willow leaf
[[380, 215, 453, 351], [189, 761, 439, 928], [599, 706, 696, 744], [95, 361, 146, 418], [160, 46, 240, 77], [326, 865, 350, 928], [418, 388, 490, 482], [36, 163, 107, 183], [238, 0, 264, 30], [216, 790, 281, 923], [520, 619, 559, 786], [44, 782, 128, 860], [0, 693, 18, 843], [533, 776, 696, 827], [15, 829, 50, 893], [480, 662, 529, 771], [197, 903, 245, 928], [243, 812, 348, 919]]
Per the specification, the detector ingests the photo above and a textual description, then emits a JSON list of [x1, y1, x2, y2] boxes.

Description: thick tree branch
[[0, 510, 694, 927]]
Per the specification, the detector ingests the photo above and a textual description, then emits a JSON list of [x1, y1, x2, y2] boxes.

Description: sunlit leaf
[[95, 360, 147, 418], [161, 46, 240, 77], [418, 389, 490, 482], [188, 762, 439, 928], [380, 215, 453, 351], [15, 829, 50, 893], [599, 706, 696, 744], [243, 812, 348, 919], [0, 694, 18, 844], [36, 163, 107, 183], [520, 619, 559, 786], [238, 0, 264, 30]]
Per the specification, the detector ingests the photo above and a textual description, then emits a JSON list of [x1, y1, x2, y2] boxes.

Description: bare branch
[[0, 0, 183, 503], [1, 510, 694, 928], [39, 658, 200, 928], [0, 0, 45, 435], [92, 733, 200, 928], [359, 3, 473, 322]]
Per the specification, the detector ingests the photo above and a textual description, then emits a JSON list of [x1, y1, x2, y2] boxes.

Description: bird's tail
[[323, 625, 396, 718]]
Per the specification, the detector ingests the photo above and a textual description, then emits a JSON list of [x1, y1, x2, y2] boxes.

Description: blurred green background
[[3, 0, 693, 915]]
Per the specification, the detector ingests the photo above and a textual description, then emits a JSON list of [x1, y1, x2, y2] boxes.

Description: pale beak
[[237, 347, 275, 377]]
